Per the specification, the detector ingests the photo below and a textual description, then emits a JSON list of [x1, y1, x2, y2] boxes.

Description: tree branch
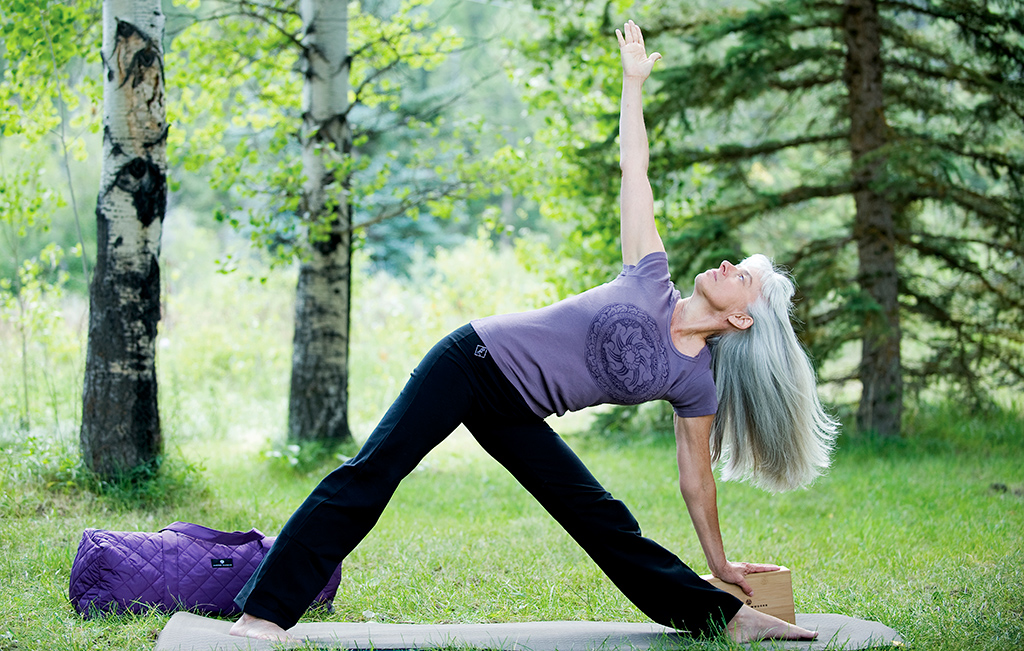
[[663, 131, 848, 166], [352, 180, 467, 231], [700, 181, 856, 223]]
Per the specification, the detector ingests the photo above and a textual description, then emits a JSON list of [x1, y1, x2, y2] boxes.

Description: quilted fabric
[[69, 523, 341, 618]]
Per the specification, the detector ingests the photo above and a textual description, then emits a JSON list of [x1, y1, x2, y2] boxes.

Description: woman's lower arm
[[681, 480, 729, 573], [619, 77, 649, 173]]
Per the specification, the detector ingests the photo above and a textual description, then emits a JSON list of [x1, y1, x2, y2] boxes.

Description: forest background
[[1, 0, 1023, 650]]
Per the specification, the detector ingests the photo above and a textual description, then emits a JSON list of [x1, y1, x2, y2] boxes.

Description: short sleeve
[[623, 251, 672, 284], [672, 367, 719, 418]]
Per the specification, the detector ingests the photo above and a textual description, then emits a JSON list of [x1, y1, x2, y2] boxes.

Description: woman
[[231, 20, 836, 644]]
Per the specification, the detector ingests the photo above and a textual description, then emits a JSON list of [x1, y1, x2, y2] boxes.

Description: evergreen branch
[[686, 0, 844, 44], [879, 0, 1024, 69], [897, 289, 1023, 391], [773, 73, 844, 92], [928, 138, 1024, 176], [896, 233, 1024, 307], [894, 131, 1024, 195], [658, 33, 844, 110], [881, 0, 1024, 35], [910, 183, 1017, 229], [699, 181, 855, 224], [663, 132, 848, 166], [901, 285, 958, 326], [787, 234, 855, 269], [905, 230, 1024, 259], [808, 304, 857, 331], [882, 82, 989, 127], [819, 371, 862, 385], [886, 58, 1010, 98]]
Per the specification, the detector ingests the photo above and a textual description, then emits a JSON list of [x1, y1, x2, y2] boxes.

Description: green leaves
[[0, 0, 101, 141], [166, 0, 494, 267]]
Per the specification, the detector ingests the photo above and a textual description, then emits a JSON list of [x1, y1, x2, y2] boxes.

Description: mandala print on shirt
[[585, 303, 669, 404]]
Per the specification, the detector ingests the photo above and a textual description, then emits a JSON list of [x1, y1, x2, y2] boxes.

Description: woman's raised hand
[[616, 20, 662, 81]]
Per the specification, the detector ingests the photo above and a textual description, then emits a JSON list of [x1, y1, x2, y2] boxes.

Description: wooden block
[[699, 567, 796, 624]]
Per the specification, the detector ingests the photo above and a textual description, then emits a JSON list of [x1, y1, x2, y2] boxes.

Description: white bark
[[81, 0, 166, 475], [289, 0, 353, 441]]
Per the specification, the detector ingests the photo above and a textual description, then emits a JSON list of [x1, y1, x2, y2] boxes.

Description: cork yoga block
[[700, 567, 796, 624]]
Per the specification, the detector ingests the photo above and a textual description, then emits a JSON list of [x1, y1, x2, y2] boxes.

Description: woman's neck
[[670, 297, 727, 356]]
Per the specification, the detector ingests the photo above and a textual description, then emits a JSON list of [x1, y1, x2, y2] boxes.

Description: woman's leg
[[234, 326, 484, 630], [463, 413, 743, 636]]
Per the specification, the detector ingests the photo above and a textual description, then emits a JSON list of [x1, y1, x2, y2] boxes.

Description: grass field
[[1, 228, 1022, 650], [2, 411, 1022, 651]]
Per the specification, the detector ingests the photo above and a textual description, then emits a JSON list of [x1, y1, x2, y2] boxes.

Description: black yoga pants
[[234, 324, 742, 635]]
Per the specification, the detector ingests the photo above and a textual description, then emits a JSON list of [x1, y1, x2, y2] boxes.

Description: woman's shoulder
[[621, 250, 671, 283]]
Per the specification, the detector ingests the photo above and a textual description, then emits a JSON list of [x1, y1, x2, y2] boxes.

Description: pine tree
[[525, 0, 1024, 436]]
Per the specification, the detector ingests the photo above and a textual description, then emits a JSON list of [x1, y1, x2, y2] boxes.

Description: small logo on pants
[[474, 345, 488, 359]]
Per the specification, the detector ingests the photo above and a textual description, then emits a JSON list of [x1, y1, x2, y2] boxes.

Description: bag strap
[[160, 521, 265, 545]]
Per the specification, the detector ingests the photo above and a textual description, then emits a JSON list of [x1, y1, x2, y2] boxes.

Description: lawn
[[1, 409, 1022, 651]]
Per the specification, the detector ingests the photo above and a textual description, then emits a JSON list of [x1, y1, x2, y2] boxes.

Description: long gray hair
[[708, 254, 838, 492]]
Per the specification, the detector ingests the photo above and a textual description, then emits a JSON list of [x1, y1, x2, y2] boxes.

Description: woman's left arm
[[617, 20, 665, 266], [674, 414, 779, 596]]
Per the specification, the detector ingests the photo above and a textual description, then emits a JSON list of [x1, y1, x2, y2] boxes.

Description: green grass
[[1, 418, 1022, 650], [2, 229, 1022, 650]]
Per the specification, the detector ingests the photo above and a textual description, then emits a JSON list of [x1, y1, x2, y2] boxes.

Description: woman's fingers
[[619, 20, 638, 46], [744, 562, 782, 574], [618, 21, 660, 62], [738, 577, 754, 596]]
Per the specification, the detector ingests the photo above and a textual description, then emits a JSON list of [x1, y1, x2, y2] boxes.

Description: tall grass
[[1, 217, 1022, 650]]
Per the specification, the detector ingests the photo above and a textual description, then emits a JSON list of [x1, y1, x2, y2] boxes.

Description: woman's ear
[[727, 312, 753, 331]]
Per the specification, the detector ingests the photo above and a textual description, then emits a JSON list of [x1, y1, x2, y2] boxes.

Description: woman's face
[[694, 260, 762, 316]]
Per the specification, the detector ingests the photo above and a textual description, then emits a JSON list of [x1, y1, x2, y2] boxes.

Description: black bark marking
[[139, 254, 161, 341], [143, 124, 169, 149], [104, 125, 125, 157], [116, 19, 137, 39], [111, 157, 166, 227], [114, 19, 164, 90]]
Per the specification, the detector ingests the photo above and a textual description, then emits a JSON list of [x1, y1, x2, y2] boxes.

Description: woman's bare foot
[[229, 613, 297, 641], [726, 605, 818, 643]]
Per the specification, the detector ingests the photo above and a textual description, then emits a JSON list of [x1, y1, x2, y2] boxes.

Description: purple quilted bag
[[69, 522, 342, 618]]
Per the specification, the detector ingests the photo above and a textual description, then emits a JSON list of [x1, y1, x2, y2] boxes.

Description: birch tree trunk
[[288, 0, 353, 442], [843, 0, 903, 437], [81, 0, 166, 476]]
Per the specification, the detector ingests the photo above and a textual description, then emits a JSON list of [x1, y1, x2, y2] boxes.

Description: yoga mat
[[155, 612, 902, 650]]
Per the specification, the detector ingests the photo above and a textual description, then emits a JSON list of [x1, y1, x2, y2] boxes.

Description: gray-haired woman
[[230, 20, 836, 644]]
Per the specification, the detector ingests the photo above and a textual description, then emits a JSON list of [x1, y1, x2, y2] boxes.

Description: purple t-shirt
[[471, 251, 717, 419]]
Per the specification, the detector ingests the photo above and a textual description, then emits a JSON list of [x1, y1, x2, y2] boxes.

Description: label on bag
[[211, 558, 233, 569]]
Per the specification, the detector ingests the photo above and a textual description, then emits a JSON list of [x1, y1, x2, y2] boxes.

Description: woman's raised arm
[[616, 20, 665, 266]]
